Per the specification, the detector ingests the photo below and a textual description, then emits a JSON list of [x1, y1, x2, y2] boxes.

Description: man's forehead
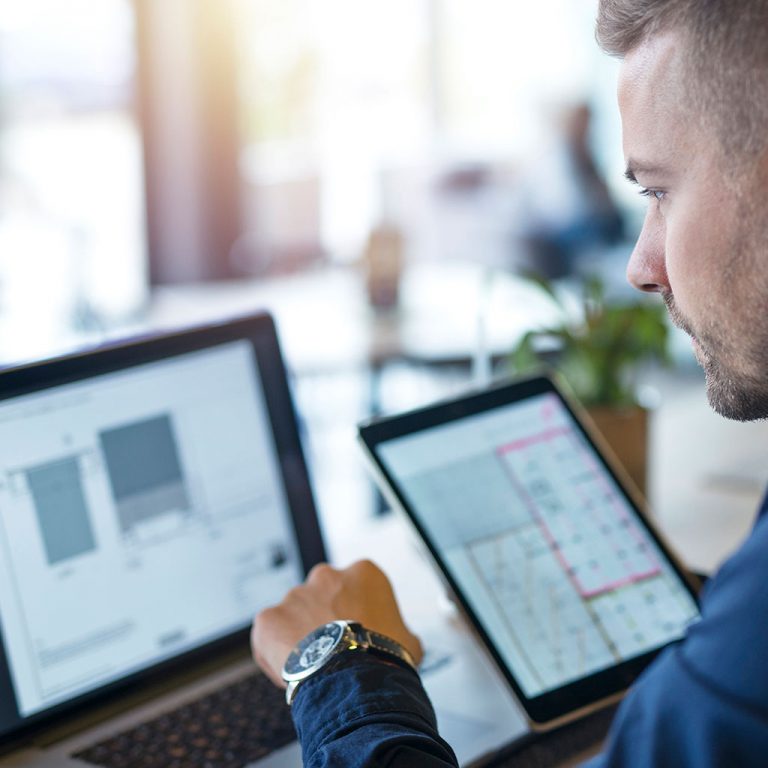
[[618, 31, 689, 172], [618, 32, 683, 114]]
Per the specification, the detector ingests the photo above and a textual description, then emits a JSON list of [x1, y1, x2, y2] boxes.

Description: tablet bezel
[[358, 374, 700, 728]]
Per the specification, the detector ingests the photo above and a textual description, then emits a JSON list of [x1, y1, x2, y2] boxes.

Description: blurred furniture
[[146, 261, 556, 377]]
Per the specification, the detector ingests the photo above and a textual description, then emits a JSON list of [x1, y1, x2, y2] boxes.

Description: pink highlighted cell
[[495, 426, 663, 602]]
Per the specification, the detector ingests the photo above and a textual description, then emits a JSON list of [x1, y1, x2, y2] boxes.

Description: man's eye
[[639, 187, 666, 201]]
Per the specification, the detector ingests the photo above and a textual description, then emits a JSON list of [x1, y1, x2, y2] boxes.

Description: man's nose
[[626, 212, 669, 294]]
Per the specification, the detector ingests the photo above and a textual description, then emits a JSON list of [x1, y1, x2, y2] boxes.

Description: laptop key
[[73, 672, 295, 768]]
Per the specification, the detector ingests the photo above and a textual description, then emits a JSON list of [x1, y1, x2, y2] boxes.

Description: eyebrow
[[624, 161, 668, 185]]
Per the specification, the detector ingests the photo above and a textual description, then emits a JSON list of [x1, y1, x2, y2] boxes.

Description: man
[[252, 1, 768, 764]]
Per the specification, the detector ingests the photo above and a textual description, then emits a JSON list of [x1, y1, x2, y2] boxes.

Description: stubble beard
[[662, 292, 768, 422]]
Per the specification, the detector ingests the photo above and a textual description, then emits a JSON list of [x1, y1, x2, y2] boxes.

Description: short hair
[[596, 0, 768, 160]]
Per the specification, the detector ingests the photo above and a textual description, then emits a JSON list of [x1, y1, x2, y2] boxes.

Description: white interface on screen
[[378, 393, 699, 698], [0, 341, 303, 717]]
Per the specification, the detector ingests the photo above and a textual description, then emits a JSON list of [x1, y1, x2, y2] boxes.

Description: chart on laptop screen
[[0, 341, 303, 717], [378, 393, 699, 697]]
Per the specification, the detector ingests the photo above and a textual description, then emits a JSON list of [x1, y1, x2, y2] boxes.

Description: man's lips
[[662, 295, 704, 358]]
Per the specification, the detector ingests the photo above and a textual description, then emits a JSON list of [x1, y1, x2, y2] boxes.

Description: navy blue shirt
[[292, 495, 768, 767]]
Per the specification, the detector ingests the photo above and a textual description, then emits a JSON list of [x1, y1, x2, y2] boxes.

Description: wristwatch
[[281, 620, 417, 705]]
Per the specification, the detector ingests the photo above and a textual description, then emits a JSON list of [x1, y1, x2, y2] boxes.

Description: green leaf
[[508, 274, 673, 406]]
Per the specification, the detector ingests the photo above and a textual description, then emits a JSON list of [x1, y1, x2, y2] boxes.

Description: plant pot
[[586, 405, 648, 498]]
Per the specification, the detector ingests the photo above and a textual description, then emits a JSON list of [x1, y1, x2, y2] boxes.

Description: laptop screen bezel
[[359, 374, 701, 727], [0, 312, 326, 746]]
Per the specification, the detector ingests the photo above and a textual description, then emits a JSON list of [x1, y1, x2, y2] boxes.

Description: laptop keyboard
[[73, 672, 296, 768]]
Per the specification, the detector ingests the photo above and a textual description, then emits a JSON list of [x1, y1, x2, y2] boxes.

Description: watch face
[[283, 621, 346, 681]]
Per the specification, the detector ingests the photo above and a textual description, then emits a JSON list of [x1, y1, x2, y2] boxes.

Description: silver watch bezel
[[281, 620, 353, 684]]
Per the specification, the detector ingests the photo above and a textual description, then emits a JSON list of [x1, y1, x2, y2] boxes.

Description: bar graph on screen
[[24, 456, 97, 566]]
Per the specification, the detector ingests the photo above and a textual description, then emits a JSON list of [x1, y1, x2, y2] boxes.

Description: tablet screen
[[373, 388, 699, 700]]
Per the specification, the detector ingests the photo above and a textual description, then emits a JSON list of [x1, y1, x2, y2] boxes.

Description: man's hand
[[251, 559, 423, 687]]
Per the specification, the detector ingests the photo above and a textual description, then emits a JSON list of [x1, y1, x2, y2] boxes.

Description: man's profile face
[[618, 31, 768, 421]]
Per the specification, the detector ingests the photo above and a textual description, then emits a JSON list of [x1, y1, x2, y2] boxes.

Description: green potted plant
[[509, 274, 672, 496]]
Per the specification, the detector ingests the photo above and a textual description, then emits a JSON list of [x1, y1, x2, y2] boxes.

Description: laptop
[[0, 312, 530, 768], [0, 313, 327, 767]]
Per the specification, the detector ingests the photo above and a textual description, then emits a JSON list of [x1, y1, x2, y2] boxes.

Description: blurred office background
[[0, 0, 627, 343], [1, 0, 766, 574]]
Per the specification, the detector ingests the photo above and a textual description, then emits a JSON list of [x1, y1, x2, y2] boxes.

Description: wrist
[[297, 649, 419, 702]]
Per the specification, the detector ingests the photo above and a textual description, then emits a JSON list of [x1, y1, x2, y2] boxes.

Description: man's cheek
[[664, 214, 710, 316]]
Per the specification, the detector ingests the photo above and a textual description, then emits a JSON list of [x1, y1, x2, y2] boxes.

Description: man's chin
[[704, 365, 768, 422]]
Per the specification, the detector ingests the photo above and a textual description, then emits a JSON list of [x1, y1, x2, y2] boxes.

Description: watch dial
[[299, 635, 336, 668], [283, 622, 345, 679]]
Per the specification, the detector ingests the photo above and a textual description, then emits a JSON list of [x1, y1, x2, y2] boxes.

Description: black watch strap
[[354, 625, 417, 671]]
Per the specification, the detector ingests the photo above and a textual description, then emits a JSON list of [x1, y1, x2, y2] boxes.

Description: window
[[232, 0, 616, 272], [235, 0, 433, 269], [0, 0, 146, 361]]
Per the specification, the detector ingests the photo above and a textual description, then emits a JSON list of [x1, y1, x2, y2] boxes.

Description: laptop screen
[[0, 338, 304, 721]]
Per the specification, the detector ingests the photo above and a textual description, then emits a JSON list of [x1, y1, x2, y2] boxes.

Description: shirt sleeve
[[290, 651, 459, 768], [581, 643, 768, 768]]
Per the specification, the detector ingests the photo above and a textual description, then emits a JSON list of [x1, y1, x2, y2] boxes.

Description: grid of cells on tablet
[[384, 392, 699, 697], [496, 426, 661, 601], [461, 409, 696, 692]]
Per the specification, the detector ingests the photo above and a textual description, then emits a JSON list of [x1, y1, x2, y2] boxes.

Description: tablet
[[358, 375, 700, 729]]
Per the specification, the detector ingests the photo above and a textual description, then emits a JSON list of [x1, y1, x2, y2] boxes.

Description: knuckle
[[348, 559, 389, 587], [307, 562, 335, 583], [350, 558, 379, 576], [285, 586, 304, 602], [308, 563, 344, 597]]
